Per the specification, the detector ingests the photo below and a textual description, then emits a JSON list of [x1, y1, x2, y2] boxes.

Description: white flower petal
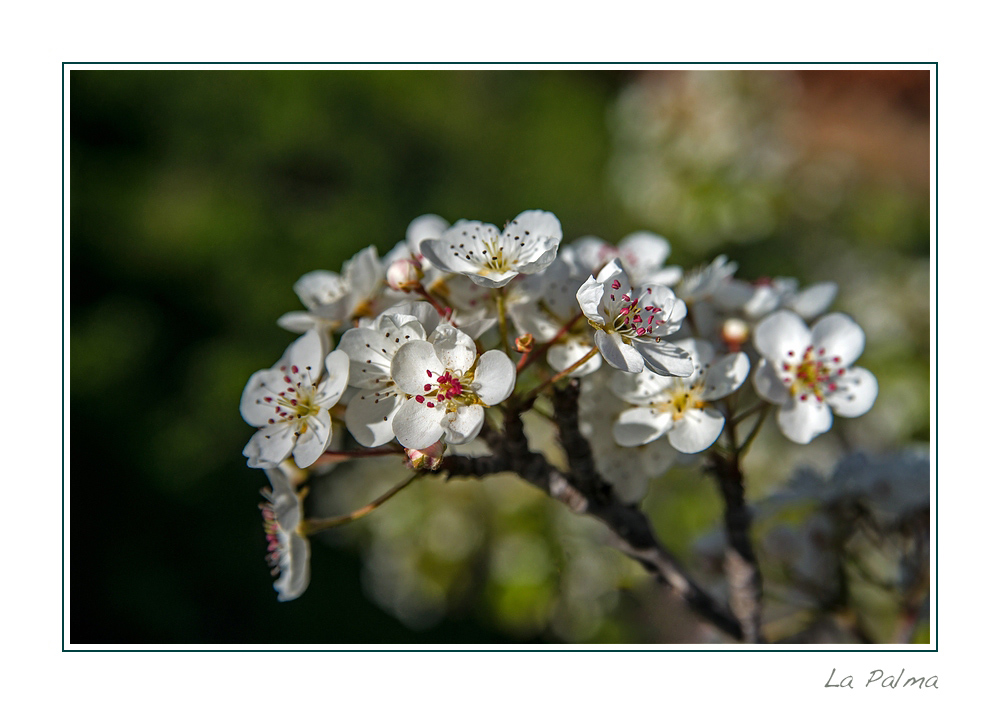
[[292, 410, 334, 468], [702, 352, 750, 401], [573, 236, 617, 272], [240, 369, 279, 426], [242, 434, 268, 468], [381, 303, 439, 336], [466, 270, 521, 288], [515, 246, 559, 274], [338, 327, 392, 388], [637, 284, 686, 334], [275, 532, 310, 602], [247, 423, 297, 467], [419, 238, 470, 275], [391, 340, 445, 394], [674, 337, 712, 369], [430, 325, 477, 375], [595, 330, 645, 373], [293, 270, 348, 318], [575, 275, 606, 323], [317, 350, 350, 407], [713, 279, 757, 312], [595, 258, 629, 287], [619, 231, 670, 275], [754, 310, 811, 362], [343, 246, 382, 296], [608, 368, 671, 404], [827, 367, 878, 418], [280, 330, 325, 376], [264, 466, 301, 529], [504, 209, 562, 247], [346, 391, 402, 447], [442, 405, 485, 444], [788, 282, 837, 320], [455, 316, 497, 340], [742, 285, 782, 319], [613, 407, 672, 446], [669, 408, 725, 453], [502, 210, 562, 273], [752, 359, 790, 404], [644, 265, 683, 286], [393, 397, 445, 449], [472, 350, 516, 405], [811, 313, 865, 365], [509, 301, 561, 341], [277, 311, 328, 334], [632, 339, 693, 377], [548, 339, 602, 377], [382, 239, 412, 266], [777, 398, 833, 444], [406, 214, 449, 254]]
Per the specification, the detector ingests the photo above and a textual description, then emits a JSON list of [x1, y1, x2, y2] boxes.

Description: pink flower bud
[[721, 317, 750, 351], [386, 258, 423, 291], [405, 441, 446, 471]]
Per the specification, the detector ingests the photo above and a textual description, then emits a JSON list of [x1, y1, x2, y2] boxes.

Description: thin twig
[[303, 471, 424, 534], [517, 313, 584, 373], [522, 346, 599, 405], [312, 447, 404, 467], [737, 404, 771, 455]]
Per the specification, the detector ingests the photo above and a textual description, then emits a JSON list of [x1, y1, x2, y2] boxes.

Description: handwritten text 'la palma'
[[826, 668, 938, 689]]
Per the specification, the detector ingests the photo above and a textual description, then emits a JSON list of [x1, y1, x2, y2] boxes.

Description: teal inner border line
[[61, 60, 939, 653]]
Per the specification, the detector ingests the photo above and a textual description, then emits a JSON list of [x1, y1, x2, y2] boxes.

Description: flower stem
[[731, 400, 767, 426], [736, 404, 771, 456], [312, 447, 403, 467], [302, 471, 425, 534], [522, 345, 599, 405]]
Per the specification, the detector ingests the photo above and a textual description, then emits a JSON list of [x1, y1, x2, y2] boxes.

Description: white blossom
[[578, 371, 678, 503], [259, 461, 310, 601], [752, 310, 878, 444], [675, 255, 740, 303], [240, 330, 349, 468], [390, 324, 515, 449], [574, 231, 681, 285], [278, 246, 384, 338], [509, 249, 602, 377], [610, 339, 750, 453], [383, 213, 450, 282], [576, 258, 692, 376], [715, 276, 838, 321], [420, 210, 562, 288], [339, 303, 442, 447]]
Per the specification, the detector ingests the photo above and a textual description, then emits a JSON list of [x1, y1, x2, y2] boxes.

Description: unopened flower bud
[[515, 333, 535, 353], [386, 258, 423, 291], [405, 441, 446, 471], [721, 317, 750, 351]]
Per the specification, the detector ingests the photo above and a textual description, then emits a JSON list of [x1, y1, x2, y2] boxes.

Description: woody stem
[[516, 312, 584, 373], [302, 471, 425, 534]]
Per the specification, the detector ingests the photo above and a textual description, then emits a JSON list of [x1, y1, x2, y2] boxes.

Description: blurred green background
[[70, 69, 930, 644]]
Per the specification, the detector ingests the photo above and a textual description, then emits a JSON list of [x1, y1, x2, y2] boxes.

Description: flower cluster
[[239, 209, 878, 598]]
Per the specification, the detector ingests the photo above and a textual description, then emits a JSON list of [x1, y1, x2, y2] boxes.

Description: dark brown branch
[[440, 385, 745, 642], [709, 449, 765, 644]]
